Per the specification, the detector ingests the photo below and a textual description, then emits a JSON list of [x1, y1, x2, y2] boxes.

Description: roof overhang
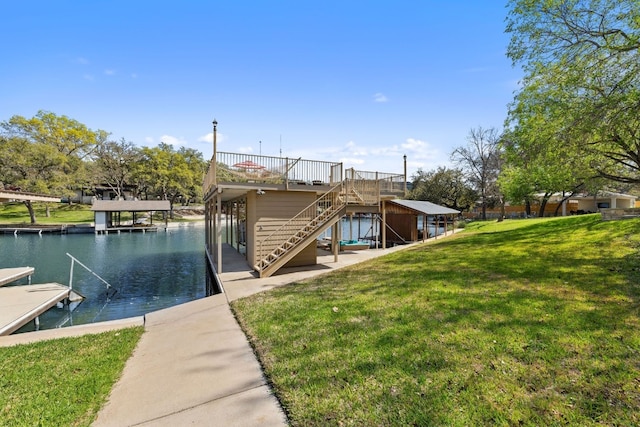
[[0, 190, 60, 203], [387, 199, 460, 216]]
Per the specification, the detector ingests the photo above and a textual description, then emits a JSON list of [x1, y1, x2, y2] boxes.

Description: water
[[0, 224, 206, 333], [320, 216, 446, 241]]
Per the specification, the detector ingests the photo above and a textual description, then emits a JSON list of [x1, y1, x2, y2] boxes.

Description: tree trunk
[[46, 205, 50, 217], [538, 199, 548, 217], [24, 200, 37, 224]]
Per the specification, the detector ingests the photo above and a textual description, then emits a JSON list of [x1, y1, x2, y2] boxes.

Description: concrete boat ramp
[[0, 267, 83, 336]]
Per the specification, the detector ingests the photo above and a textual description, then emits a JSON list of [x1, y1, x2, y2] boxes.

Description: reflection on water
[[0, 223, 206, 333]]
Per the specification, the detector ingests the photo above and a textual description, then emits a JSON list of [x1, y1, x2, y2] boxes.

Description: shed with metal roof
[[385, 199, 460, 243]]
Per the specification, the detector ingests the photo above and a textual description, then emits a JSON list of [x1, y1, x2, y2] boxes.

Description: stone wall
[[600, 208, 640, 221]]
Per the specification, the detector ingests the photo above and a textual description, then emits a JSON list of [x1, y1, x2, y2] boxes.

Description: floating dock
[[0, 226, 69, 235], [0, 267, 34, 286], [0, 283, 84, 336]]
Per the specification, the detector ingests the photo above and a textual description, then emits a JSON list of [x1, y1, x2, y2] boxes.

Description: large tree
[[0, 111, 109, 223], [451, 127, 503, 220], [409, 166, 476, 212], [94, 138, 142, 200], [136, 143, 206, 218], [501, 83, 599, 217], [506, 0, 640, 183]]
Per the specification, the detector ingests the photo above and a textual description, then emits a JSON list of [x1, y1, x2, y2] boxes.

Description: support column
[[216, 192, 223, 273], [381, 200, 386, 249], [332, 221, 339, 262]]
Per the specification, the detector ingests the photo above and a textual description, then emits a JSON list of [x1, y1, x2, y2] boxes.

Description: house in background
[[70, 185, 138, 204], [567, 191, 636, 213], [466, 191, 638, 219]]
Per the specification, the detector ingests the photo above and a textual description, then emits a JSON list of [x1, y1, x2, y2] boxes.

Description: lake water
[[321, 215, 446, 241], [0, 223, 207, 333]]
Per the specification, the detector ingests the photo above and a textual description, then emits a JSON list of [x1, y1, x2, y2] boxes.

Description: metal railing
[[352, 169, 406, 195], [67, 252, 115, 295], [203, 152, 343, 195], [256, 183, 344, 271]]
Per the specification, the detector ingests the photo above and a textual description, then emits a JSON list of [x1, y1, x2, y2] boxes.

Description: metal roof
[[90, 200, 171, 212], [388, 199, 460, 215]]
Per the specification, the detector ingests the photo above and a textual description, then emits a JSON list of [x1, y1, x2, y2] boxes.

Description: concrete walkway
[[1, 232, 457, 425]]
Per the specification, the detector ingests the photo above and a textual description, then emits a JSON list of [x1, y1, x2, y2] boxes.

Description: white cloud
[[131, 73, 138, 79], [104, 69, 116, 76], [160, 135, 187, 146], [75, 57, 89, 65], [373, 92, 388, 103], [401, 138, 427, 151], [83, 74, 94, 81], [340, 157, 366, 167], [197, 132, 225, 144]]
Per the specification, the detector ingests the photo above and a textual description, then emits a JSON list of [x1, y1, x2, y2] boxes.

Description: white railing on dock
[[66, 253, 115, 294]]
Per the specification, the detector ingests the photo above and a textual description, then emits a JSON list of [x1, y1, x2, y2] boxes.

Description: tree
[[94, 138, 142, 200], [506, 0, 640, 183], [451, 127, 503, 220], [1, 111, 109, 216], [0, 136, 67, 223], [409, 166, 476, 212], [501, 87, 598, 217], [176, 147, 207, 205], [136, 143, 206, 218]]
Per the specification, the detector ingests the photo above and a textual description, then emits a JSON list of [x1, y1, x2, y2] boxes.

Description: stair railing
[[256, 183, 344, 270]]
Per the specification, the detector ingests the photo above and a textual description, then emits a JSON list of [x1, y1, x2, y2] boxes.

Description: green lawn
[[0, 327, 143, 426], [232, 215, 640, 426], [0, 202, 94, 224], [0, 201, 196, 225]]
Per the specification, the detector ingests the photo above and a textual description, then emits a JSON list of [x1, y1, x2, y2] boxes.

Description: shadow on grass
[[234, 214, 640, 425]]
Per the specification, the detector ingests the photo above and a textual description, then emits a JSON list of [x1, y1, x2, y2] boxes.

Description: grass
[[232, 214, 640, 426], [0, 327, 143, 426], [0, 202, 94, 224], [0, 202, 196, 225]]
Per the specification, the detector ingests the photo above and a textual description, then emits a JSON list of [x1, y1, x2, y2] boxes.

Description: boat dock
[[0, 226, 69, 235], [0, 267, 84, 335], [0, 267, 34, 286], [0, 283, 83, 335]]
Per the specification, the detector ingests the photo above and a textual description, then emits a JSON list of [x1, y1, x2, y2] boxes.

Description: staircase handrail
[[257, 182, 344, 262]]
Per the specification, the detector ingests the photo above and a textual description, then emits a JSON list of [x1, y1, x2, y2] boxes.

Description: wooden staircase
[[255, 184, 346, 278], [254, 172, 382, 278]]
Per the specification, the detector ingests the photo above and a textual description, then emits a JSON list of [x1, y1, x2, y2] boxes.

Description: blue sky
[[1, 1, 520, 178]]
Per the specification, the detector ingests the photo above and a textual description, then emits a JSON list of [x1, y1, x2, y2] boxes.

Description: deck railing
[[203, 152, 343, 195], [348, 169, 406, 198], [203, 153, 406, 197]]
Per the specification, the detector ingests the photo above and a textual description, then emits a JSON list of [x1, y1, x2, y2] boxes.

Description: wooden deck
[[0, 267, 34, 286], [0, 283, 84, 336]]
